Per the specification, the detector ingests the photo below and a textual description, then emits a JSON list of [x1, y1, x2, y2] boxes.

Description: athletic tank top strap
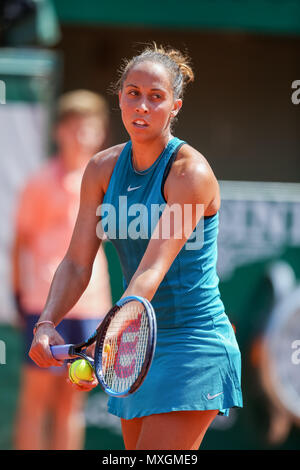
[[160, 140, 186, 202]]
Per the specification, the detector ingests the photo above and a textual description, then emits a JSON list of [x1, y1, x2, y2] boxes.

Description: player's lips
[[132, 119, 149, 128]]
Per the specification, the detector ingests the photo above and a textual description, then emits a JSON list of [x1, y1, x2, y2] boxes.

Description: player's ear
[[171, 99, 182, 118]]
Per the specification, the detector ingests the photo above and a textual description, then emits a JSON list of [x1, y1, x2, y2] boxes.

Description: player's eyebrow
[[125, 84, 165, 92]]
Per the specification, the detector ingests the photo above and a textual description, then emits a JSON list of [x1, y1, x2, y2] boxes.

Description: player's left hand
[[66, 363, 98, 392]]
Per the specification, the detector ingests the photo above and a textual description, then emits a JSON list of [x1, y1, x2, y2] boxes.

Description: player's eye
[[128, 90, 139, 96]]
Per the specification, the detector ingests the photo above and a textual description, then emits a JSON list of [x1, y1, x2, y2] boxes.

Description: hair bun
[[165, 48, 195, 84], [153, 44, 194, 85], [113, 42, 195, 100]]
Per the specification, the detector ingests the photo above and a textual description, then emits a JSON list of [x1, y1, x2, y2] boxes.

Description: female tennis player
[[29, 44, 243, 450]]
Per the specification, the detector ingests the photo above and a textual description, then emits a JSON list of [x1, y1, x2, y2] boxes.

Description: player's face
[[119, 61, 182, 142]]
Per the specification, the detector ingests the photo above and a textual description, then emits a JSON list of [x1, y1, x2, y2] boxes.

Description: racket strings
[[102, 301, 150, 393]]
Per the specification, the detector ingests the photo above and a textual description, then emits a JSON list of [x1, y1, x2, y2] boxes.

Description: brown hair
[[57, 89, 110, 128], [113, 43, 194, 100]]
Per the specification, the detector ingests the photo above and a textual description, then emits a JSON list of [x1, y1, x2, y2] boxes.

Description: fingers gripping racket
[[50, 296, 157, 397]]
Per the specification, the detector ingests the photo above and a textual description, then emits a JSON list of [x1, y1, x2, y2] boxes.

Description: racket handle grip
[[50, 344, 73, 360]]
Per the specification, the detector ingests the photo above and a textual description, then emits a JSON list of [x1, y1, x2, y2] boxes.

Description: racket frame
[[94, 295, 157, 397]]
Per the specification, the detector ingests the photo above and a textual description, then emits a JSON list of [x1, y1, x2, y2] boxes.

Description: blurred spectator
[[250, 336, 292, 445], [12, 89, 112, 450]]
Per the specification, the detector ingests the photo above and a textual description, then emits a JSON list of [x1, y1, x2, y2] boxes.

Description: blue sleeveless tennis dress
[[101, 137, 243, 418]]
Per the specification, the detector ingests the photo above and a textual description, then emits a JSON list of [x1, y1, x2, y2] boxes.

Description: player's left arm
[[122, 145, 220, 301]]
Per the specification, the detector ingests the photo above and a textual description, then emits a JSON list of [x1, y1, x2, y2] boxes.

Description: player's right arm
[[29, 145, 123, 368]]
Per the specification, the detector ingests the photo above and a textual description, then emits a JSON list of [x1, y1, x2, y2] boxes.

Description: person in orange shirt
[[13, 90, 112, 450]]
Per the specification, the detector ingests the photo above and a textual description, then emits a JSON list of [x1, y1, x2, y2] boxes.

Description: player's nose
[[135, 100, 149, 113]]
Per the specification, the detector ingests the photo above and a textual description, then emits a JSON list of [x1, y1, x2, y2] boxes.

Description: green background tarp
[[52, 0, 300, 35]]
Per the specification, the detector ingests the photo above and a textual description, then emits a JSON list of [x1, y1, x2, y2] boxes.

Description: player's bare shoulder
[[165, 142, 220, 214], [174, 144, 217, 181], [85, 143, 127, 194]]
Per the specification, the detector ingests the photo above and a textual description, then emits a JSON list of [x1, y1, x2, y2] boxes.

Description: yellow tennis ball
[[69, 359, 94, 384], [104, 344, 111, 353]]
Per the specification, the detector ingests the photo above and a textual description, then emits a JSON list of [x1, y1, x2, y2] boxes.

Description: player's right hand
[[29, 325, 65, 368]]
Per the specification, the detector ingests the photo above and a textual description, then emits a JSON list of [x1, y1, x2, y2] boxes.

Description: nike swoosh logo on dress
[[207, 392, 223, 400], [127, 185, 142, 192]]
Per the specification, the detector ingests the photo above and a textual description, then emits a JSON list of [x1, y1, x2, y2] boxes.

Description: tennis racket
[[50, 295, 157, 397]]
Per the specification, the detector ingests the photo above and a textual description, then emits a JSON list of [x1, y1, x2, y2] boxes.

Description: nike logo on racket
[[127, 185, 142, 192], [207, 392, 223, 400]]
